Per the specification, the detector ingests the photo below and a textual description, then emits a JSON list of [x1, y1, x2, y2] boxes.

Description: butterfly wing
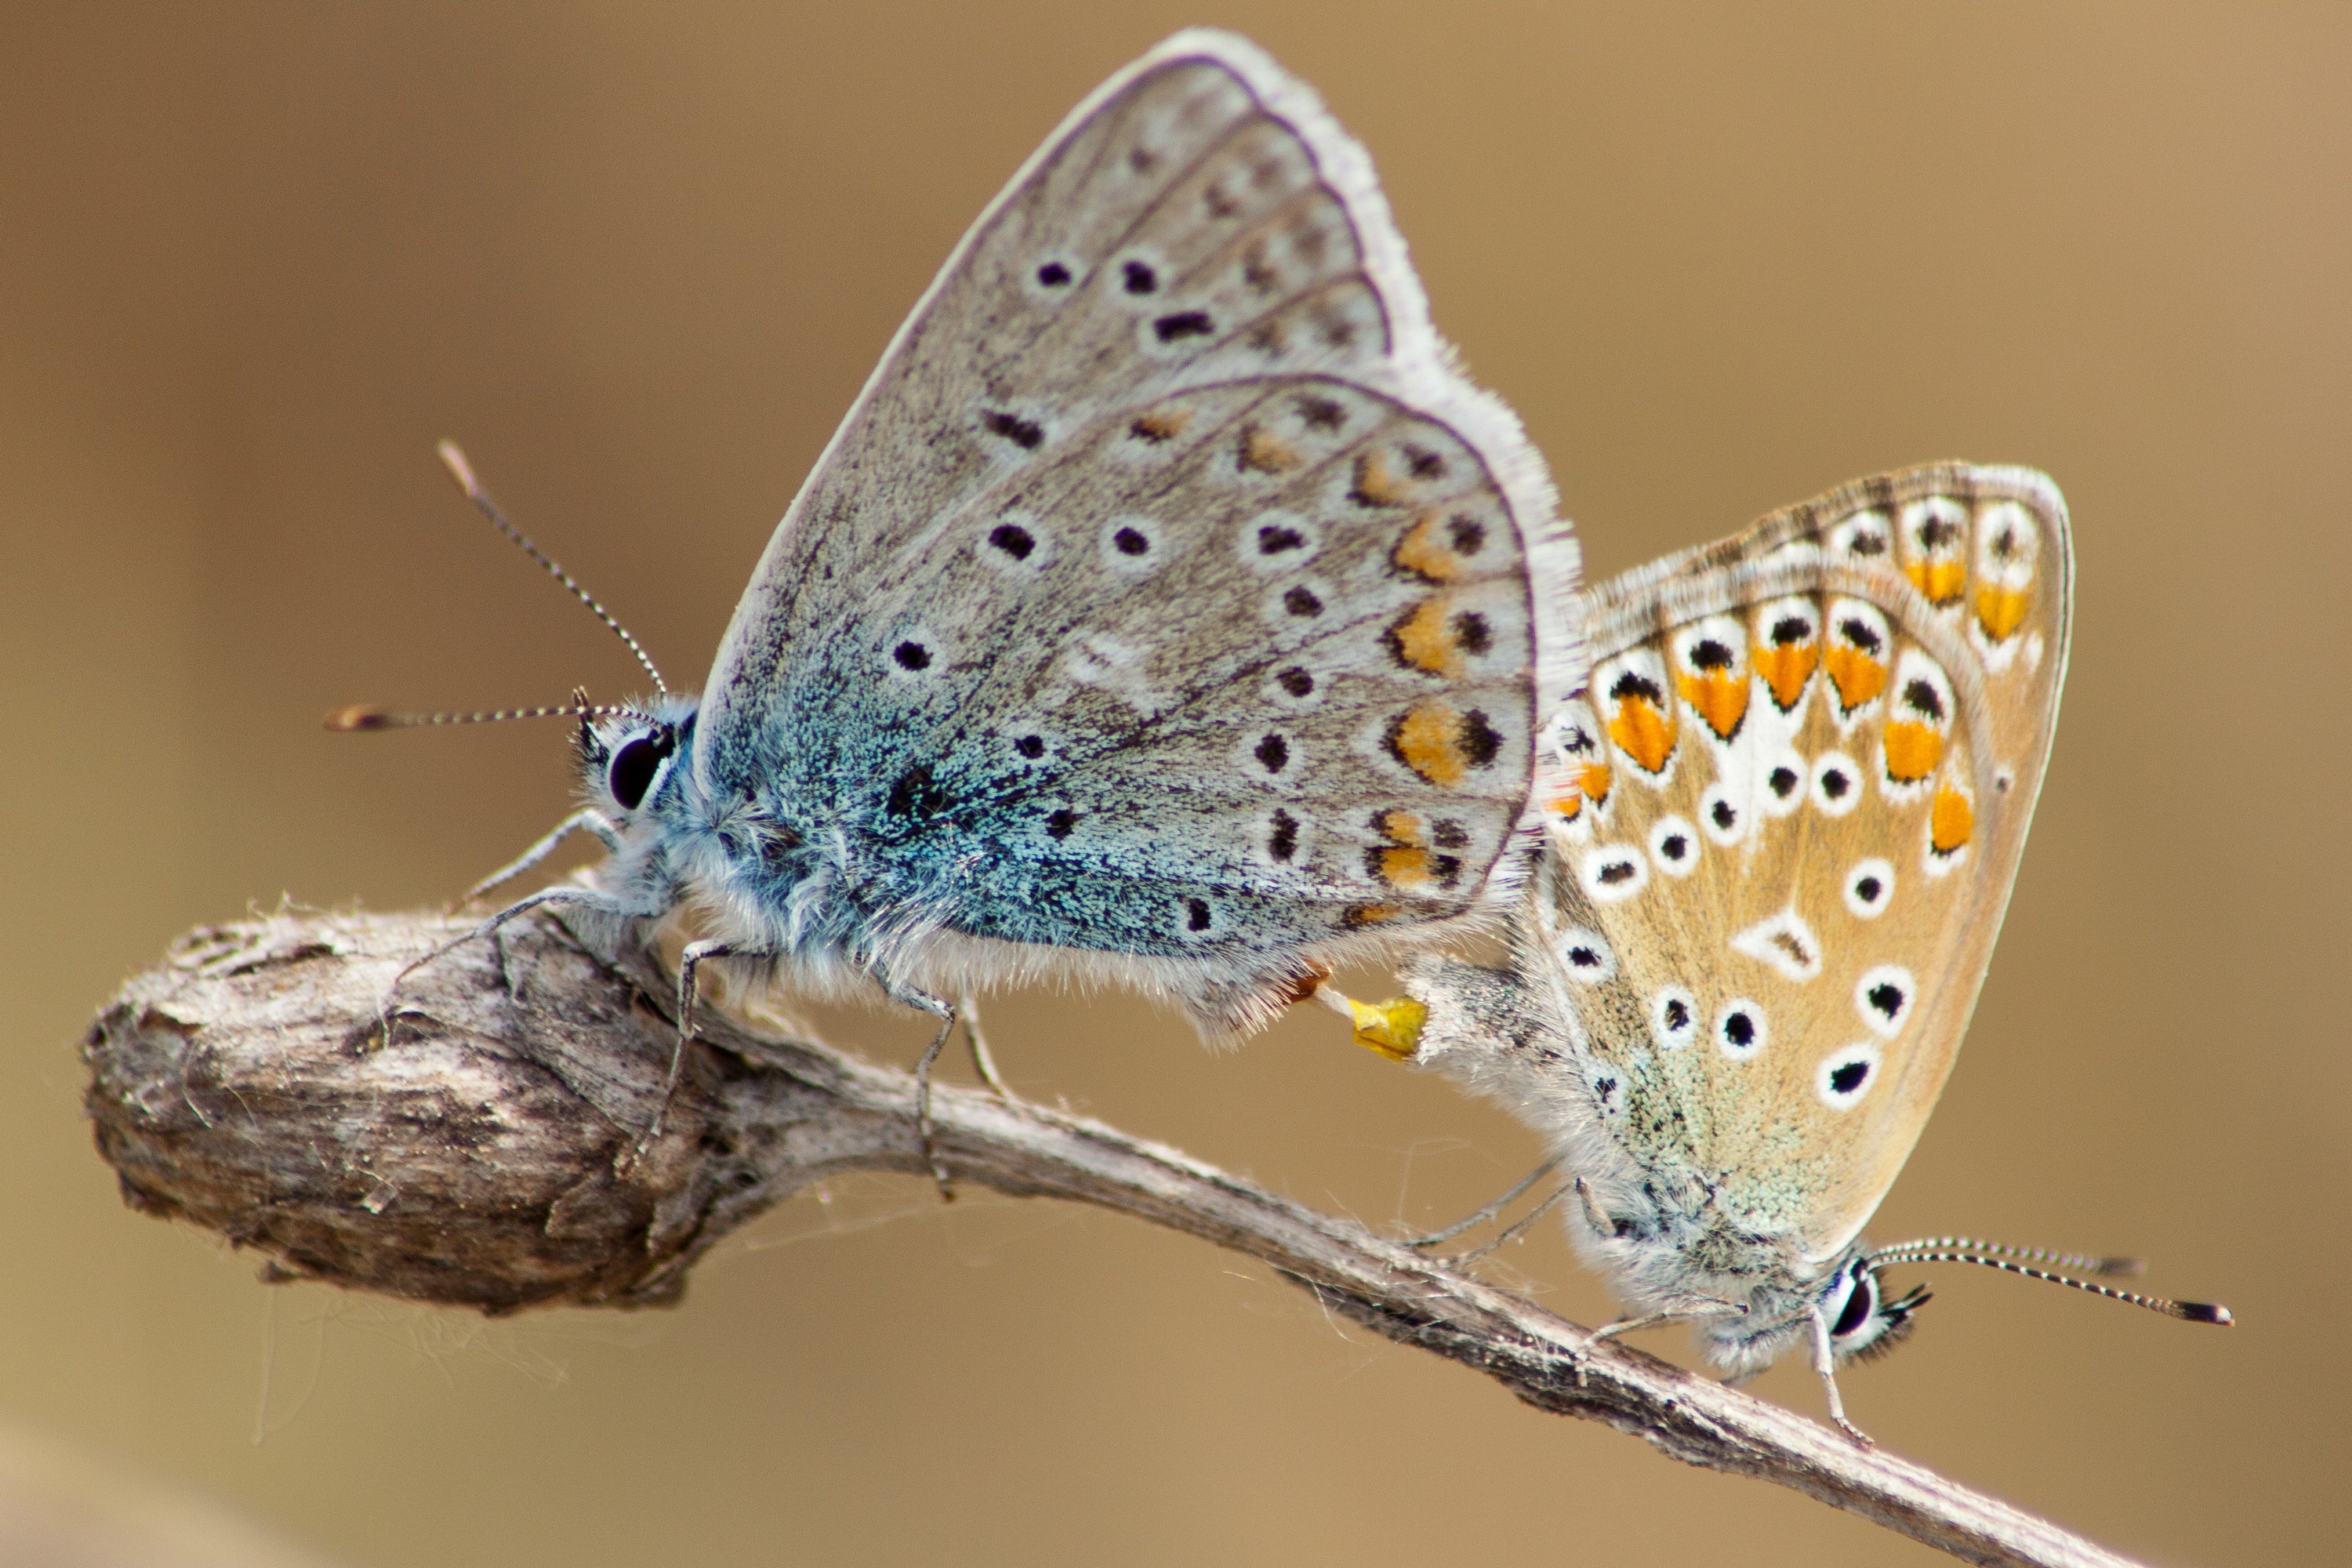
[[695, 31, 1581, 1034], [1533, 463, 2070, 1261]]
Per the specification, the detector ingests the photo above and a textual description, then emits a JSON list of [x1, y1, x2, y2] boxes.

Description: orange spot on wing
[[1905, 559, 1968, 606], [1352, 450, 1409, 506], [1375, 846, 1439, 888], [1392, 511, 1465, 582], [1389, 597, 1463, 677], [1824, 644, 1887, 712], [1677, 670, 1749, 740], [1129, 408, 1192, 442], [1607, 694, 1675, 774], [1343, 902, 1403, 927], [1548, 793, 1583, 821], [1239, 423, 1301, 474], [1752, 642, 1818, 710], [1377, 810, 1428, 846], [1883, 720, 1944, 782], [1930, 786, 1975, 855], [1975, 583, 2031, 641], [1391, 702, 1469, 786], [1578, 761, 1613, 806]]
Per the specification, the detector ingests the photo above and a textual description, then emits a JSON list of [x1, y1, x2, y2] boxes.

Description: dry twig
[[84, 909, 2144, 1568]]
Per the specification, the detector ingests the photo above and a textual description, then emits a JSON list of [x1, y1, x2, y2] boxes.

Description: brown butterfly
[[1330, 463, 2228, 1438]]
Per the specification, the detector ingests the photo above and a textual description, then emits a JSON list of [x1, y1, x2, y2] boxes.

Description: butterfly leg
[[1405, 1154, 1566, 1250], [1585, 1298, 1748, 1347], [379, 884, 650, 1049], [958, 990, 1012, 1099], [1809, 1307, 1874, 1446], [880, 980, 960, 1200], [448, 808, 620, 913], [620, 937, 743, 1162]]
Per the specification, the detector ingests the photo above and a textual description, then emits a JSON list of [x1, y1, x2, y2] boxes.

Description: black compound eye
[[608, 732, 673, 811], [1831, 1268, 1877, 1338]]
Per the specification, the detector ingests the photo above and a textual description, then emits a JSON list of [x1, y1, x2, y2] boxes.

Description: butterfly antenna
[[1869, 1246, 2232, 1326], [325, 698, 662, 732], [436, 440, 669, 694], [1871, 1237, 2143, 1277]]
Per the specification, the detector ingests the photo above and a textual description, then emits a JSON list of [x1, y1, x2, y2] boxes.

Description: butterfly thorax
[[572, 699, 877, 985]]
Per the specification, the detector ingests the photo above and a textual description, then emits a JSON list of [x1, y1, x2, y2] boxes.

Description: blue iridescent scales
[[393, 31, 1578, 1054]]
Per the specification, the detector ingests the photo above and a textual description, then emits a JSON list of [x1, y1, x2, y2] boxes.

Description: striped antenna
[[1868, 1244, 2232, 1326], [325, 699, 661, 732], [436, 441, 668, 694], [1871, 1237, 2143, 1277]]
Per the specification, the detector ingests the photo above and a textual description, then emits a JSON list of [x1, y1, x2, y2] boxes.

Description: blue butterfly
[[347, 31, 1581, 1168]]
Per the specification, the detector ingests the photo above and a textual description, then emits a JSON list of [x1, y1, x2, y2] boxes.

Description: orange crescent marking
[[1240, 423, 1302, 474], [1390, 597, 1464, 677], [1824, 644, 1887, 712], [1392, 511, 1467, 583], [1352, 450, 1409, 506], [1392, 702, 1469, 786], [1578, 760, 1613, 806], [1930, 786, 1975, 855], [1606, 695, 1675, 774], [1883, 721, 1944, 783], [1677, 670, 1749, 740], [1905, 558, 1968, 606], [1377, 846, 1438, 888], [1751, 642, 1818, 710], [1975, 583, 2031, 641]]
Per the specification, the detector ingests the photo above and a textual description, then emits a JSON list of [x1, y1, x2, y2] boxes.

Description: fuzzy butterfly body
[[1394, 463, 2072, 1384], [417, 31, 1578, 1045]]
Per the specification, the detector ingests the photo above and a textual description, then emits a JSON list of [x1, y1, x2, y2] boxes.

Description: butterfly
[[338, 31, 1581, 1156], [1331, 464, 2228, 1437]]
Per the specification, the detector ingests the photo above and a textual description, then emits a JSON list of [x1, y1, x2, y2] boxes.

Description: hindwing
[[1530, 464, 2070, 1258]]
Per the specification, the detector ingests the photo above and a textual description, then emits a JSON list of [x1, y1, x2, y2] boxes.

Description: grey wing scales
[[688, 34, 1576, 1033]]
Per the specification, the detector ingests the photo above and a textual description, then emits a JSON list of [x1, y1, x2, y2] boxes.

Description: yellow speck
[[1348, 996, 1426, 1062]]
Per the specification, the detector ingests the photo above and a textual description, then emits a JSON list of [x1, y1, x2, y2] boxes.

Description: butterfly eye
[[607, 731, 674, 811], [1831, 1266, 1879, 1338]]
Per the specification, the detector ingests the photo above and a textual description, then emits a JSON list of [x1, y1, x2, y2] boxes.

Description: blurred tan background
[[3, 3, 2344, 1564]]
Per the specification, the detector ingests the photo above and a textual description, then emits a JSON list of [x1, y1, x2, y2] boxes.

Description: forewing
[[1530, 465, 2070, 1258], [695, 32, 1580, 1030]]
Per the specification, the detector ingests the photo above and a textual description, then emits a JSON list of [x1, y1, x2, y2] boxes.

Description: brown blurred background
[[3, 4, 2343, 1564]]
